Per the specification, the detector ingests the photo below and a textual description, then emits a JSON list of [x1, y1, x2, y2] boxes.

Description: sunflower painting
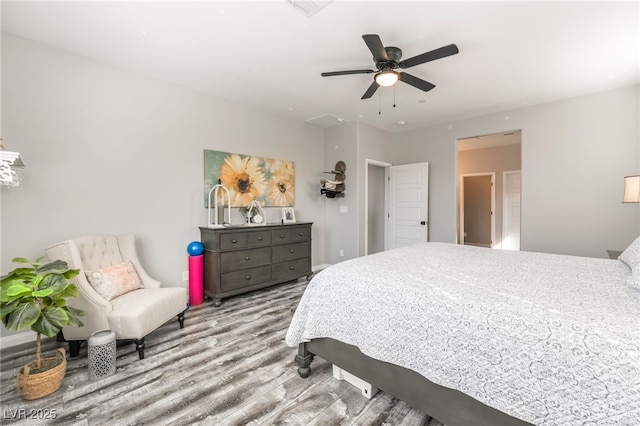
[[204, 150, 295, 207]]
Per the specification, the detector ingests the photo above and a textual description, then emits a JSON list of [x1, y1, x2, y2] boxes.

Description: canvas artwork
[[204, 149, 295, 208]]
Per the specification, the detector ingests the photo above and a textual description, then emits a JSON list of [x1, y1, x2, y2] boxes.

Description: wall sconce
[[622, 175, 640, 203], [0, 138, 25, 187]]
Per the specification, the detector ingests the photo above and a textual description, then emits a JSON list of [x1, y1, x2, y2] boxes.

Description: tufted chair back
[[73, 235, 124, 271]]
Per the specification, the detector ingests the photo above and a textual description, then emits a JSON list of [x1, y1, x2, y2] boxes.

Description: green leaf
[[42, 306, 69, 329], [64, 269, 80, 279], [6, 283, 33, 299], [39, 274, 66, 292], [11, 257, 30, 264], [32, 288, 54, 298], [65, 307, 85, 327], [0, 301, 17, 324], [4, 302, 40, 331], [0, 278, 21, 302], [37, 260, 72, 275], [32, 314, 60, 337], [55, 284, 78, 300], [67, 306, 86, 318]]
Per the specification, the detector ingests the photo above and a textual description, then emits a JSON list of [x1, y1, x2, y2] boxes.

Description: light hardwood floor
[[0, 280, 444, 425]]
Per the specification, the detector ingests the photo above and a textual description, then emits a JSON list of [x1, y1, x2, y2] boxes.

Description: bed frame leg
[[295, 343, 314, 378]]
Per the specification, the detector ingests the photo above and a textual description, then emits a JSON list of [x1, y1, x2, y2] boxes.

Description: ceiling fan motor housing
[[377, 46, 402, 70]]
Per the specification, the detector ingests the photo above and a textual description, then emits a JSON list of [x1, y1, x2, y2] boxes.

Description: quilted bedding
[[285, 243, 640, 425]]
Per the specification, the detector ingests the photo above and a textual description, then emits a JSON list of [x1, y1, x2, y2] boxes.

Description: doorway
[[366, 160, 388, 255], [457, 130, 522, 249], [460, 173, 495, 247], [364, 160, 429, 255]]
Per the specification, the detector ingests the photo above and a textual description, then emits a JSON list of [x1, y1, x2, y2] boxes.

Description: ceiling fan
[[321, 34, 459, 99]]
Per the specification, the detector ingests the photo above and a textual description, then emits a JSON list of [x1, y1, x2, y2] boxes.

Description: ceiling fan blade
[[321, 69, 375, 77], [362, 34, 388, 62], [399, 44, 459, 69], [399, 72, 435, 92], [361, 81, 380, 99]]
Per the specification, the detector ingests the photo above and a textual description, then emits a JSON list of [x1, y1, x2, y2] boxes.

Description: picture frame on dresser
[[281, 207, 296, 224]]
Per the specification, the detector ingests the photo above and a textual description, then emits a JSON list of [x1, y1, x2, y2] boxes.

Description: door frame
[[502, 170, 522, 250], [364, 159, 392, 256], [459, 172, 495, 248]]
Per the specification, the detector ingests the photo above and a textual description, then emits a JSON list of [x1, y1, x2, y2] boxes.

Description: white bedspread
[[285, 243, 640, 425]]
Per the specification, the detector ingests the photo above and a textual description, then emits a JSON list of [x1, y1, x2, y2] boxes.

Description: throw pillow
[[626, 267, 640, 291], [619, 236, 640, 271], [85, 260, 143, 301]]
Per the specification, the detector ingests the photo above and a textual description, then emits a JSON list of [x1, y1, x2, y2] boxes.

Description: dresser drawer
[[246, 230, 271, 248], [220, 233, 248, 250], [272, 226, 311, 245], [272, 258, 311, 282], [220, 247, 270, 273], [220, 266, 271, 292], [272, 242, 310, 263]]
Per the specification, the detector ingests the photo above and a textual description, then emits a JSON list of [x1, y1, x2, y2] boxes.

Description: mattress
[[285, 243, 640, 425]]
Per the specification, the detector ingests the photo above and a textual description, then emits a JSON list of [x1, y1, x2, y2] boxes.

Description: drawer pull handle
[[289, 266, 295, 270], [289, 249, 295, 253], [245, 256, 250, 261], [245, 275, 251, 280], [280, 234, 285, 238], [257, 236, 263, 241], [298, 232, 304, 236], [231, 239, 237, 243]]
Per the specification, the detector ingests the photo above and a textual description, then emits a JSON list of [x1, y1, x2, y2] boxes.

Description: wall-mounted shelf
[[321, 161, 346, 198]]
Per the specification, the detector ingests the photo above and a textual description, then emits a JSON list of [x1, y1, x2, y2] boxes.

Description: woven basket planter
[[16, 347, 67, 400]]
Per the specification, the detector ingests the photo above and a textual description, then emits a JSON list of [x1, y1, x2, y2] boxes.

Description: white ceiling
[[2, 1, 638, 134]]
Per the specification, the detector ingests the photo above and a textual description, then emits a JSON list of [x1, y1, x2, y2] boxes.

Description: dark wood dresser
[[199, 222, 313, 306]]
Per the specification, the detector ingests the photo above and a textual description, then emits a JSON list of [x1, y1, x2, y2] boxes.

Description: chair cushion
[[107, 287, 187, 339], [85, 260, 143, 301]]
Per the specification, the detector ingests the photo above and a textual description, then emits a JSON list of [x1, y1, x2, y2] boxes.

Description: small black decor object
[[321, 161, 346, 198]]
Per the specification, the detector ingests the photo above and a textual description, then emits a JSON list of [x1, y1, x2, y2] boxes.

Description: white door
[[502, 171, 521, 250], [388, 163, 429, 249]]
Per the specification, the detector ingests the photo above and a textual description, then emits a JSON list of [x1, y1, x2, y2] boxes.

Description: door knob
[[420, 221, 426, 225]]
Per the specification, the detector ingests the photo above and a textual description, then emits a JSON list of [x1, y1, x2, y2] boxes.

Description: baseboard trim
[[312, 263, 330, 273], [1, 330, 37, 349]]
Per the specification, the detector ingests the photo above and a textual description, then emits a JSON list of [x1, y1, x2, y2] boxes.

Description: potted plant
[[1, 256, 85, 400]]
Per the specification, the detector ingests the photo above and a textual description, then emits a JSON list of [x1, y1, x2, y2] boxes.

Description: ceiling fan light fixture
[[375, 71, 399, 87]]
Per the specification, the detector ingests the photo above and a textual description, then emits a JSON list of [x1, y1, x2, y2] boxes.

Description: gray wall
[[1, 34, 326, 339], [391, 85, 640, 256], [356, 123, 394, 257], [323, 122, 357, 264]]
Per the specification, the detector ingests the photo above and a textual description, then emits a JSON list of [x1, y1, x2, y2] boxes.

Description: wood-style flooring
[[0, 279, 444, 426]]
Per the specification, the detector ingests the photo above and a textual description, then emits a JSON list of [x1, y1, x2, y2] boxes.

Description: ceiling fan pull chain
[[393, 85, 396, 108], [378, 90, 381, 115]]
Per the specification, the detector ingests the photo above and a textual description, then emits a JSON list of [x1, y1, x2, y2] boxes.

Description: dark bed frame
[[295, 338, 533, 426]]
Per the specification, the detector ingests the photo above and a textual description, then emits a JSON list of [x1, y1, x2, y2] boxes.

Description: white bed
[[286, 242, 640, 425]]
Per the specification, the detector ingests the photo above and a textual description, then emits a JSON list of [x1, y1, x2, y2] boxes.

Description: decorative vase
[[16, 347, 66, 400]]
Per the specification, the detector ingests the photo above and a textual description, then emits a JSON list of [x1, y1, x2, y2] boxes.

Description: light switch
[[339, 205, 348, 213]]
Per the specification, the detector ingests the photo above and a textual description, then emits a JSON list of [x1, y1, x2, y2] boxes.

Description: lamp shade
[[623, 175, 640, 203]]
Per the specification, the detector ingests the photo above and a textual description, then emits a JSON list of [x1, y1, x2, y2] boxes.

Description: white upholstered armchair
[[46, 234, 187, 360]]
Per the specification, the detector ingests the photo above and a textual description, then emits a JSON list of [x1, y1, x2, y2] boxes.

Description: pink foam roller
[[188, 255, 204, 306]]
